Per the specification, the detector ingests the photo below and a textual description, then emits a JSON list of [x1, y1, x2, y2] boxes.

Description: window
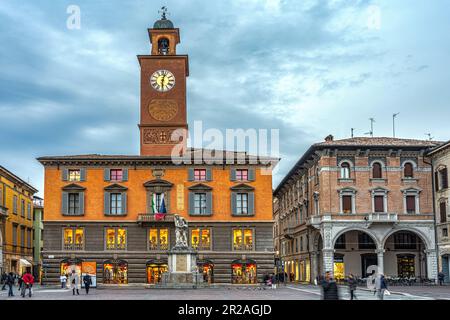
[[63, 228, 84, 250], [191, 228, 211, 250], [236, 193, 248, 215], [110, 193, 122, 215], [233, 228, 253, 251], [194, 169, 207, 181], [372, 162, 383, 179], [21, 199, 25, 217], [20, 227, 25, 250], [27, 202, 31, 220], [13, 195, 17, 214], [340, 162, 351, 179], [374, 195, 385, 212], [342, 195, 353, 214], [12, 224, 18, 247], [27, 229, 32, 248], [194, 193, 207, 214], [110, 169, 123, 181], [440, 201, 447, 223], [106, 228, 127, 250], [68, 193, 80, 214], [443, 228, 448, 238], [404, 163, 414, 178], [394, 232, 417, 250], [406, 195, 416, 214], [315, 167, 320, 185], [68, 169, 81, 182], [148, 228, 169, 251], [439, 168, 449, 190], [236, 169, 248, 181], [358, 232, 376, 250], [335, 234, 346, 249]]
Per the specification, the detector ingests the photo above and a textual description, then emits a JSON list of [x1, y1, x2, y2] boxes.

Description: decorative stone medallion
[[148, 99, 178, 122]]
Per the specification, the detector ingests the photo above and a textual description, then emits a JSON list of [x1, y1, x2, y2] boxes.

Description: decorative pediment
[[189, 183, 213, 191], [338, 187, 358, 194], [401, 187, 422, 194], [369, 186, 389, 194], [61, 183, 86, 191], [143, 179, 174, 189], [230, 183, 255, 191], [104, 183, 128, 191]]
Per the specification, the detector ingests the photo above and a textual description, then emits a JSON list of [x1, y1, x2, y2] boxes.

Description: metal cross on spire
[[159, 6, 169, 20]]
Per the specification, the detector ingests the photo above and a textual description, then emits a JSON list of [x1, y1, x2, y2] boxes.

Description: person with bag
[[70, 270, 81, 295], [83, 273, 92, 295], [21, 271, 34, 298], [375, 273, 388, 300]]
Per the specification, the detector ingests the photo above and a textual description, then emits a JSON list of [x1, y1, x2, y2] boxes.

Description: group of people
[[1, 271, 35, 298], [319, 271, 389, 300], [60, 270, 93, 295]]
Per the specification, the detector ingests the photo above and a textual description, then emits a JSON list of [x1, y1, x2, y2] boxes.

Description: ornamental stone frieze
[[143, 128, 182, 144]]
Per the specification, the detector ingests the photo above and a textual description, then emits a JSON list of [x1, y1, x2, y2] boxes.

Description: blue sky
[[0, 0, 449, 196]]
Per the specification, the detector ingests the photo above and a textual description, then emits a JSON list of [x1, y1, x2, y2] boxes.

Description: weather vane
[[159, 6, 169, 20]]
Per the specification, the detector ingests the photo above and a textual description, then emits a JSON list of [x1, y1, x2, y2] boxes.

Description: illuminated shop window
[[148, 228, 169, 251], [106, 228, 126, 250], [63, 227, 84, 250], [147, 263, 168, 284], [231, 261, 257, 284], [103, 260, 128, 284], [191, 228, 211, 250], [68, 169, 81, 182], [233, 228, 253, 251]]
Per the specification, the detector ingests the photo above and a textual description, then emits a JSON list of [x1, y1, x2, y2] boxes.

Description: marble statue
[[174, 214, 188, 249]]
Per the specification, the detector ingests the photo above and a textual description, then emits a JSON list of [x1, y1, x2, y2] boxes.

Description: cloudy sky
[[1, 0, 449, 196]]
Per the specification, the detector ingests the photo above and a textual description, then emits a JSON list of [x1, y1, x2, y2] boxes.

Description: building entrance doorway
[[361, 254, 378, 278], [103, 260, 128, 284], [231, 259, 257, 284], [197, 260, 214, 284], [146, 263, 168, 284]]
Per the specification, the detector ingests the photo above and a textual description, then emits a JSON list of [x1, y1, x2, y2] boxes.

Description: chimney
[[325, 134, 334, 142]]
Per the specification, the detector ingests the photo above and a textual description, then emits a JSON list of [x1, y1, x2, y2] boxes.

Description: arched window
[[372, 162, 382, 179], [340, 162, 351, 179], [404, 163, 414, 178]]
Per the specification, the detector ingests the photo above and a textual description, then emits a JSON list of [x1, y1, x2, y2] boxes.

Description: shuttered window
[[374, 195, 384, 212], [68, 193, 80, 214], [404, 163, 414, 178], [435, 171, 440, 192], [441, 202, 448, 223], [441, 168, 449, 189], [342, 195, 353, 214], [372, 163, 382, 179], [189, 191, 212, 215], [406, 195, 416, 214]]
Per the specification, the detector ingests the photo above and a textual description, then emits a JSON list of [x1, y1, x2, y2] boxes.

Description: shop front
[[197, 259, 214, 284], [333, 254, 345, 281], [146, 260, 168, 284], [103, 259, 128, 284], [231, 259, 257, 284]]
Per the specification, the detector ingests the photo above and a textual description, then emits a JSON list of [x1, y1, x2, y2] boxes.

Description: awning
[[19, 259, 32, 266]]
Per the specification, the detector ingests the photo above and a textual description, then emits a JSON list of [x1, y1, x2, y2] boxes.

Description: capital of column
[[376, 249, 385, 255], [425, 249, 437, 255], [322, 249, 335, 255]]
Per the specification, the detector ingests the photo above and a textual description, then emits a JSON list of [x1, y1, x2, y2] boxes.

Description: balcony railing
[[148, 242, 169, 251], [137, 214, 175, 223], [106, 243, 126, 250], [63, 243, 84, 251], [367, 213, 398, 223], [233, 243, 254, 251], [192, 243, 211, 251]]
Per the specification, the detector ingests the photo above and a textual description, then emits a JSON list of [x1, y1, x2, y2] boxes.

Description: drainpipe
[[423, 155, 439, 281]]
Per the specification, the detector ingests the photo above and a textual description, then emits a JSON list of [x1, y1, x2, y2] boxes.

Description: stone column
[[376, 249, 385, 275], [426, 249, 438, 281], [322, 249, 334, 276], [310, 252, 319, 283]]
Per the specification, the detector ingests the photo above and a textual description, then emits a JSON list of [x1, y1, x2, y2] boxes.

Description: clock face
[[150, 70, 175, 92]]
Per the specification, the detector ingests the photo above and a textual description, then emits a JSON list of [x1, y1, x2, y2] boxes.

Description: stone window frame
[[61, 184, 86, 216], [439, 197, 448, 223], [313, 192, 320, 215], [230, 184, 255, 217], [62, 226, 85, 251], [104, 184, 128, 216], [143, 179, 173, 214], [401, 187, 421, 214], [370, 187, 389, 213], [338, 159, 354, 180], [370, 159, 386, 180], [338, 187, 357, 214], [401, 160, 417, 180], [188, 183, 213, 216]]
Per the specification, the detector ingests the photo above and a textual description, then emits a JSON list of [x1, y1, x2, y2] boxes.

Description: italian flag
[[153, 193, 167, 221]]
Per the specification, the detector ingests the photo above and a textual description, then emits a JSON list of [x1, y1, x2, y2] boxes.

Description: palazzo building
[[427, 140, 450, 282], [0, 165, 38, 274], [38, 14, 276, 286], [274, 136, 440, 283]]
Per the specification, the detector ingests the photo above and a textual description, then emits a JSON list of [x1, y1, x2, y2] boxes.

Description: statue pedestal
[[157, 247, 205, 289]]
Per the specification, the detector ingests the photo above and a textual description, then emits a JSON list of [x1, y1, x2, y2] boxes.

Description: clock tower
[[137, 9, 189, 157]]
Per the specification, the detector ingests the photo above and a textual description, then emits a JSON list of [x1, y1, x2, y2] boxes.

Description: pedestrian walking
[[60, 274, 67, 289], [17, 274, 24, 293], [21, 271, 34, 298], [375, 273, 388, 300], [6, 272, 15, 297], [271, 273, 277, 289], [348, 274, 358, 300], [70, 270, 81, 295], [83, 274, 92, 295], [438, 272, 445, 286], [321, 271, 339, 300]]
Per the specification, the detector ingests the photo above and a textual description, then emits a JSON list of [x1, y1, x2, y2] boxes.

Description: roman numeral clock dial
[[150, 70, 175, 92]]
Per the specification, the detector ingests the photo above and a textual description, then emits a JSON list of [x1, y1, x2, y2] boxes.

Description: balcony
[[367, 213, 398, 224], [0, 205, 8, 218], [283, 227, 295, 239], [137, 213, 175, 224]]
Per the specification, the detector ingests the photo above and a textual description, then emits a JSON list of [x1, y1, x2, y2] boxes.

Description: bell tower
[[137, 8, 189, 157]]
